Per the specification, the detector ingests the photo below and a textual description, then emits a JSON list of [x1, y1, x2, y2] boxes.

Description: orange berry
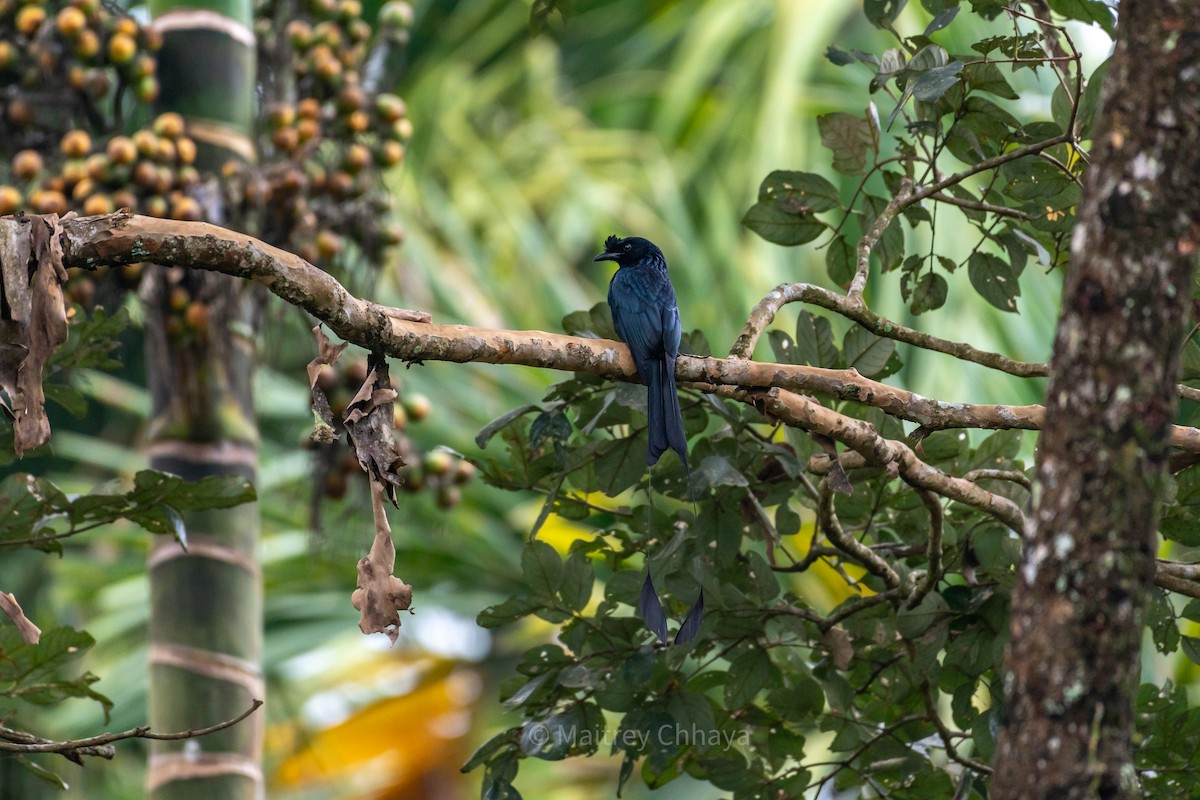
[[107, 32, 137, 65], [55, 6, 87, 37], [0, 185, 23, 214], [61, 129, 92, 158], [11, 149, 43, 180], [152, 112, 185, 139], [15, 6, 47, 36], [106, 136, 137, 165]]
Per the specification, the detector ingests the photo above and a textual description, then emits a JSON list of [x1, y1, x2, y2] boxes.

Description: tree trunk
[[142, 6, 262, 799], [992, 4, 1200, 799]]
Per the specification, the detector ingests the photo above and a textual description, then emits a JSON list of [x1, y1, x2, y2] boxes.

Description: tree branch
[[729, 280, 1047, 377], [51, 214, 1200, 454], [0, 700, 263, 756]]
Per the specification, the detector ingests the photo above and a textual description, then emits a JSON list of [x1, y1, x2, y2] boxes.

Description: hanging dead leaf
[[351, 477, 413, 644], [0, 213, 71, 455], [307, 325, 348, 390], [343, 356, 405, 504]]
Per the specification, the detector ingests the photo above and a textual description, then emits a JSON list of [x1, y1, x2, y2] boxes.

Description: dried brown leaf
[[823, 625, 854, 670], [343, 361, 405, 503], [351, 477, 413, 644], [307, 325, 348, 389]]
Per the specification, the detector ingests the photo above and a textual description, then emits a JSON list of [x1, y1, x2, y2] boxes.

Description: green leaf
[[1077, 58, 1110, 138], [478, 595, 542, 628], [742, 200, 826, 245], [910, 60, 964, 102], [795, 311, 839, 369], [897, 592, 951, 638], [742, 172, 837, 249], [1047, 0, 1115, 34], [522, 541, 564, 600], [864, 0, 907, 28], [775, 502, 801, 537], [16, 757, 68, 790], [476, 405, 540, 449], [962, 60, 1018, 99], [462, 730, 516, 773], [757, 170, 841, 213], [725, 649, 778, 708], [909, 271, 948, 314], [559, 551, 594, 611], [768, 331, 799, 365], [817, 113, 877, 175], [561, 302, 615, 339], [48, 306, 129, 372], [842, 325, 895, 377], [923, 6, 958, 34], [42, 383, 88, 419], [1181, 636, 1200, 666], [968, 252, 1020, 312], [825, 235, 855, 287], [694, 456, 749, 492]]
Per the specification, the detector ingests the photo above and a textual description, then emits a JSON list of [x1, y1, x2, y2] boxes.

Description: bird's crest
[[604, 234, 622, 251]]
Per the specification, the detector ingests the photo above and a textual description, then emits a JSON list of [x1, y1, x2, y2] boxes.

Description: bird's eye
[[623, 243, 632, 252]]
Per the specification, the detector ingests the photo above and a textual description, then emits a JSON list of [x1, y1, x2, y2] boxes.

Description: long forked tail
[[647, 357, 695, 511]]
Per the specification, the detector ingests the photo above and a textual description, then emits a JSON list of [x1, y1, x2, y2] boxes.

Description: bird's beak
[[593, 252, 618, 263]]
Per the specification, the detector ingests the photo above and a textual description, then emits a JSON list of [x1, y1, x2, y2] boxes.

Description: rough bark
[[992, 4, 1200, 799]]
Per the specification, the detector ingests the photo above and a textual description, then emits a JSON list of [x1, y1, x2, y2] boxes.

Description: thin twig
[[930, 191, 1038, 221], [0, 700, 263, 755], [920, 681, 993, 774], [848, 178, 914, 300], [818, 480, 901, 590], [907, 490, 944, 608], [964, 468, 1032, 489]]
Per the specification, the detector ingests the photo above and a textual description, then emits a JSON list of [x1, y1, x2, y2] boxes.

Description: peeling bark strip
[[0, 214, 70, 454], [992, 5, 1200, 800]]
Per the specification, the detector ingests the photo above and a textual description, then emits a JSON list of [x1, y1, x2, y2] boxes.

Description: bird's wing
[[609, 272, 665, 369]]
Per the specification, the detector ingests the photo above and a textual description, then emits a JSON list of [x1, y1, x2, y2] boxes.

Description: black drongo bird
[[594, 235, 688, 468]]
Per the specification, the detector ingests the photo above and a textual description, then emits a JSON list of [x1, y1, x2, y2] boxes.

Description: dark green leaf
[[725, 649, 778, 708], [897, 592, 951, 638], [1182, 636, 1200, 666], [968, 252, 1020, 312], [529, 410, 572, 448], [842, 325, 895, 377], [910, 61, 964, 102], [693, 455, 749, 491], [522, 541, 564, 600], [923, 6, 958, 34], [962, 60, 1018, 99], [910, 271, 948, 314], [864, 0, 907, 28], [16, 757, 68, 790], [1077, 58, 1110, 139], [562, 302, 615, 339], [476, 405, 540, 449], [795, 311, 839, 368], [825, 235, 855, 287], [559, 551, 594, 611], [758, 170, 841, 213], [42, 383, 87, 419], [478, 595, 542, 628], [1047, 0, 1115, 34]]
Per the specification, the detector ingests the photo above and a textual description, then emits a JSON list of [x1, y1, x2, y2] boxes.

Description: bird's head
[[593, 235, 662, 266]]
